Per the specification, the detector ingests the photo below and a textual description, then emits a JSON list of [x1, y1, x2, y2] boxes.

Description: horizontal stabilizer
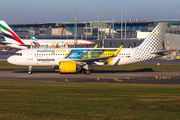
[[149, 50, 170, 57]]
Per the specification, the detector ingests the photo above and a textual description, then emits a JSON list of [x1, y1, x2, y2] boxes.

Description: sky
[[0, 0, 180, 24]]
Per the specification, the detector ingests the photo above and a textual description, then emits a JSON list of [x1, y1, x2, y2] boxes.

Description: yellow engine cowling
[[59, 61, 77, 73]]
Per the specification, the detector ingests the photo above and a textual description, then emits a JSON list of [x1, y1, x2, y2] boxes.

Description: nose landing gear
[[28, 66, 32, 74]]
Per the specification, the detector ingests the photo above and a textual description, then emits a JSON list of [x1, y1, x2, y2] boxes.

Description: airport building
[[1, 19, 180, 59]]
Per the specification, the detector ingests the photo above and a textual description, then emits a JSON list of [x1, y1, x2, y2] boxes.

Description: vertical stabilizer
[[32, 36, 41, 47], [138, 22, 167, 51], [127, 22, 167, 64], [0, 21, 25, 45]]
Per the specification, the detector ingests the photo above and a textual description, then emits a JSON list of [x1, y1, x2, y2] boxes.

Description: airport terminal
[[1, 19, 180, 59]]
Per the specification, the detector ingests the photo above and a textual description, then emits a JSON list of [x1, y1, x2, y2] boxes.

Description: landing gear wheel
[[85, 70, 90, 75], [80, 69, 85, 74], [28, 66, 32, 74], [28, 71, 32, 74]]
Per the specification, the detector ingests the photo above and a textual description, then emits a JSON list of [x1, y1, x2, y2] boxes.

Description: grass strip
[[0, 81, 180, 119]]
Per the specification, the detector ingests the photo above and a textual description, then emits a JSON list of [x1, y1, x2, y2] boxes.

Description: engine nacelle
[[59, 61, 77, 73]]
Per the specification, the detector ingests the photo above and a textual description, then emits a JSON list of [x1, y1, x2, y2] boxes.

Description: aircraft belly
[[117, 58, 129, 65]]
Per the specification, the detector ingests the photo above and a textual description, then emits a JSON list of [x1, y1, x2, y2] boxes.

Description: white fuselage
[[7, 47, 146, 67]]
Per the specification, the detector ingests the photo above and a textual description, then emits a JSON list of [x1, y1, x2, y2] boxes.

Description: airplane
[[7, 22, 168, 74], [0, 21, 94, 49]]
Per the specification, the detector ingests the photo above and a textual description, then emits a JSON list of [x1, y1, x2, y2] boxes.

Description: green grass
[[0, 81, 180, 119], [1, 61, 180, 71]]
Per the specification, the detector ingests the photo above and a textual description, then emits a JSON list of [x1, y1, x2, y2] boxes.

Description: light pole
[[86, 8, 88, 41], [121, 12, 123, 39], [125, 12, 126, 39], [100, 6, 102, 40], [112, 13, 114, 39], [97, 13, 99, 40], [104, 7, 106, 38], [74, 7, 77, 48]]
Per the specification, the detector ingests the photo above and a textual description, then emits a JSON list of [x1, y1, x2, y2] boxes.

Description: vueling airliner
[[7, 22, 168, 74], [0, 21, 94, 49]]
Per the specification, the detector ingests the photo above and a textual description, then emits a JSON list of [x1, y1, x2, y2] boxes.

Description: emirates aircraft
[[7, 22, 168, 74], [0, 21, 94, 49]]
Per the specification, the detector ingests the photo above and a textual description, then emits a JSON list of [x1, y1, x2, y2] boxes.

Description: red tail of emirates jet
[[0, 21, 42, 49], [0, 21, 28, 49]]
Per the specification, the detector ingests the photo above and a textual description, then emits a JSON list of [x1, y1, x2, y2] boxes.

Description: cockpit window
[[16, 53, 22, 56]]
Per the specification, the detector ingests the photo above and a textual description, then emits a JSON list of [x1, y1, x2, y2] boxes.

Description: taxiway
[[0, 69, 180, 84]]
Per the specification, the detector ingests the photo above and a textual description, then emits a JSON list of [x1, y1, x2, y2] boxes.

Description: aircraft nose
[[7, 56, 12, 64], [7, 56, 16, 64]]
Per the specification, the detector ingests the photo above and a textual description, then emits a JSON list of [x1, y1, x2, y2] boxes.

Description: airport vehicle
[[7, 23, 168, 74], [0, 21, 94, 49]]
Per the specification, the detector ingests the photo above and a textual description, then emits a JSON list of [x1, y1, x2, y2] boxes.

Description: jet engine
[[55, 61, 77, 73]]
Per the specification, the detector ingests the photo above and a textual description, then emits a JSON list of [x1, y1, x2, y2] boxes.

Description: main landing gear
[[80, 64, 90, 75], [80, 69, 90, 75], [28, 66, 32, 74], [85, 70, 90, 75]]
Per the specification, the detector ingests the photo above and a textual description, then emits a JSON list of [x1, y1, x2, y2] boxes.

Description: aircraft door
[[27, 49, 33, 60]]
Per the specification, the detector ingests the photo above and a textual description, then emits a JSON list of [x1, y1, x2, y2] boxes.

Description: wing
[[64, 45, 123, 63]]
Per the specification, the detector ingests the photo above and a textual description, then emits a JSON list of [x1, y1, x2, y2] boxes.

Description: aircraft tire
[[80, 69, 85, 74], [28, 71, 32, 74], [85, 70, 90, 75]]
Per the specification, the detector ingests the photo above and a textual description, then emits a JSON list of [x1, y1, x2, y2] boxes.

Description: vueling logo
[[37, 49, 55, 54]]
